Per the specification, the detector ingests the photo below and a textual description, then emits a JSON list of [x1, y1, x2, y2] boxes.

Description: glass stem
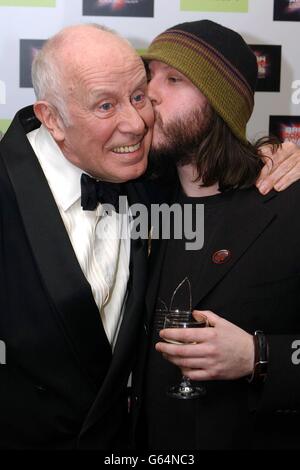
[[181, 376, 191, 386]]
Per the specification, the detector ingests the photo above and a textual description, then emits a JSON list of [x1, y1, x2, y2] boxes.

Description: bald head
[[32, 24, 140, 124], [47, 24, 135, 71]]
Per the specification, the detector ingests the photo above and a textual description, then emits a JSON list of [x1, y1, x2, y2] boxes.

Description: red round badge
[[212, 249, 232, 264]]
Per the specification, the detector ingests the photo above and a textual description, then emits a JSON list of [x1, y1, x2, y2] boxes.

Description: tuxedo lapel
[[111, 181, 148, 355], [145, 183, 179, 323], [1, 107, 111, 387], [81, 182, 149, 433], [145, 238, 168, 324], [193, 189, 277, 308]]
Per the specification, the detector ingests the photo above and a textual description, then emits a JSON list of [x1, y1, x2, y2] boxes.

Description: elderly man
[[0, 24, 153, 449], [132, 20, 300, 450]]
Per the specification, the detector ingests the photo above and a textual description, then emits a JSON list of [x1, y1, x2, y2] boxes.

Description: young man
[[132, 20, 300, 450]]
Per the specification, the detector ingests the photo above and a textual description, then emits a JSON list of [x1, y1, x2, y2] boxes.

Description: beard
[[148, 103, 213, 181]]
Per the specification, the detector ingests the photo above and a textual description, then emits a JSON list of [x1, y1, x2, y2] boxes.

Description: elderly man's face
[[57, 35, 154, 183], [147, 60, 211, 154]]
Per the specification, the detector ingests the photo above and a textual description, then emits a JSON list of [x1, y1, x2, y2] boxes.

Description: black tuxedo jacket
[[0, 106, 149, 449], [132, 183, 300, 450]]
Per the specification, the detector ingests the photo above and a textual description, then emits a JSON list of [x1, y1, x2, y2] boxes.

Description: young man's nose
[[147, 78, 162, 106]]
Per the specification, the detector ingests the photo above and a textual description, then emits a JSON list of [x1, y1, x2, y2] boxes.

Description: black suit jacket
[[132, 183, 300, 450], [0, 106, 149, 449]]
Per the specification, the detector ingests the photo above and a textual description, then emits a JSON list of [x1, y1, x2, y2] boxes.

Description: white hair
[[31, 24, 124, 127]]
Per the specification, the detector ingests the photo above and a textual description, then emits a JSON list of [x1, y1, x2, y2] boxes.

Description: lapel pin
[[212, 249, 232, 264]]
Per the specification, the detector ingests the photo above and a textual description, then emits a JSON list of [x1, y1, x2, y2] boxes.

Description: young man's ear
[[34, 101, 65, 142]]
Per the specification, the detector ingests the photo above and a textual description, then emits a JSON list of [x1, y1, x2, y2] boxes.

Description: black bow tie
[[80, 173, 121, 212]]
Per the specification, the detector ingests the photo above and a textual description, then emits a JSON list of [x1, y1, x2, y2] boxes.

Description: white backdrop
[[0, 0, 299, 140]]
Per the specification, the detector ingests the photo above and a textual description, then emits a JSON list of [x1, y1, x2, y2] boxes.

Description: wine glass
[[162, 277, 208, 399], [163, 312, 208, 399]]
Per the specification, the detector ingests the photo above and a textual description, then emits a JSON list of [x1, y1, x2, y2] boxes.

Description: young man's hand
[[157, 310, 254, 381], [257, 142, 300, 194]]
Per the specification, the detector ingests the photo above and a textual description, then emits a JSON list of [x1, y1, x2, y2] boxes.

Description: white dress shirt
[[27, 125, 131, 349]]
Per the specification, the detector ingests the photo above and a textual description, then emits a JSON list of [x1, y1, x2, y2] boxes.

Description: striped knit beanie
[[142, 20, 258, 143]]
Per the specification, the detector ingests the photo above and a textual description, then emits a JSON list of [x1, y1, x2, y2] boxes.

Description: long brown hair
[[147, 109, 280, 191]]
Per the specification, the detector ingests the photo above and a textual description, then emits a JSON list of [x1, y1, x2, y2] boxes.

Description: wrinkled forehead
[[70, 56, 147, 103]]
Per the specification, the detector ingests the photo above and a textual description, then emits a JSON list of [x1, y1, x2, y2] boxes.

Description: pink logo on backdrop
[[280, 123, 300, 145], [287, 0, 300, 13]]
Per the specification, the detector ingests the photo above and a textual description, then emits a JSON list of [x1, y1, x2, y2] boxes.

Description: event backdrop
[[0, 0, 300, 144]]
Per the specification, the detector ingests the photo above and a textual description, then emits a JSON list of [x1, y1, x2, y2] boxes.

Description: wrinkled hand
[[257, 141, 300, 194], [156, 310, 254, 381]]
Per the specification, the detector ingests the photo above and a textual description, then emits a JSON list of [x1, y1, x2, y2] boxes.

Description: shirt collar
[[27, 125, 83, 212]]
